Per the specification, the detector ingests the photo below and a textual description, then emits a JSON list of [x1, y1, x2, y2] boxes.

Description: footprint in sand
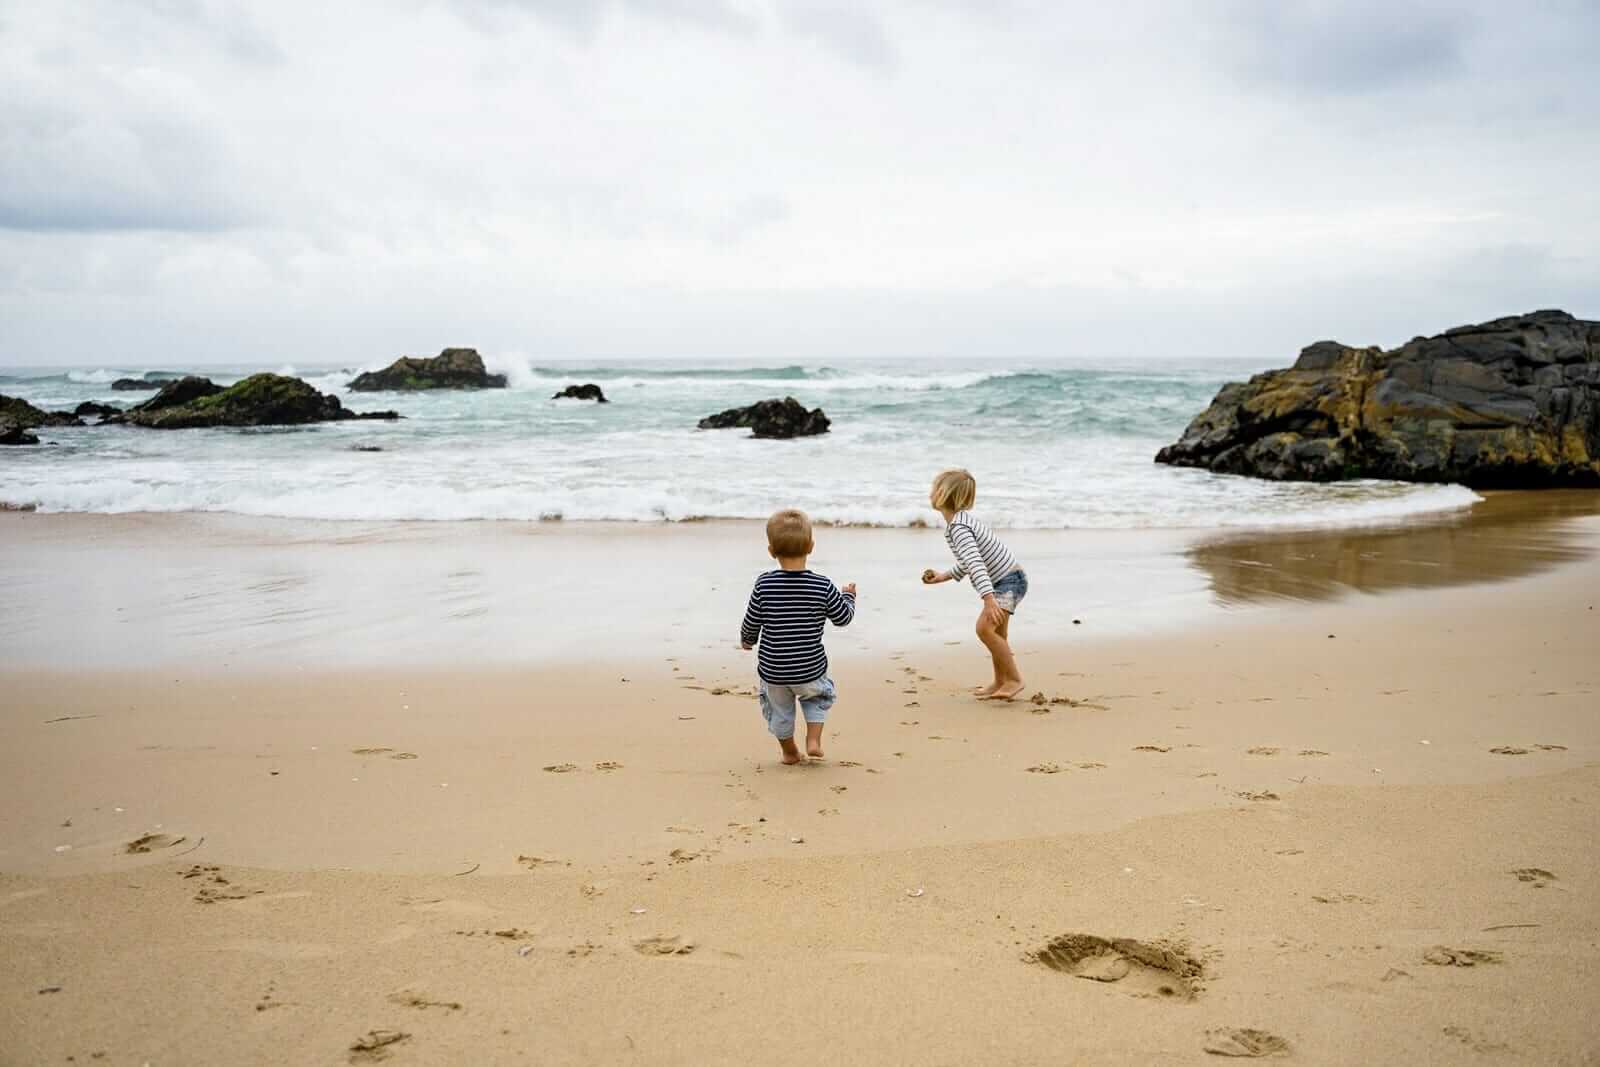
[[389, 752, 417, 760], [594, 761, 623, 772], [1202, 1028, 1291, 1058], [1297, 750, 1330, 757], [1077, 762, 1107, 770], [351, 747, 394, 756], [1421, 946, 1501, 967], [1027, 934, 1202, 1000], [543, 763, 578, 773], [349, 1029, 410, 1063], [1235, 790, 1280, 802], [125, 832, 186, 854], [1489, 746, 1530, 755], [1511, 867, 1556, 887], [1534, 743, 1567, 751], [634, 935, 695, 956], [1133, 745, 1171, 753], [517, 855, 570, 870], [1026, 763, 1065, 774], [387, 991, 461, 1012], [1245, 747, 1281, 756]]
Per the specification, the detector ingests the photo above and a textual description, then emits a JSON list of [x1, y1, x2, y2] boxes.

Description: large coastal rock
[[0, 394, 83, 429], [1155, 310, 1600, 487], [698, 397, 830, 439], [125, 374, 400, 429], [551, 383, 608, 402], [112, 378, 162, 391], [348, 348, 507, 391], [0, 420, 40, 445]]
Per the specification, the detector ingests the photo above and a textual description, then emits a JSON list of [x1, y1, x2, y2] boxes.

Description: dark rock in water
[[112, 378, 162, 391], [0, 420, 41, 445], [551, 383, 608, 403], [698, 397, 831, 439], [124, 374, 402, 429], [74, 401, 120, 418], [132, 376, 225, 413], [1155, 310, 1600, 487], [350, 445, 384, 452], [1, 394, 83, 429], [348, 348, 507, 391]]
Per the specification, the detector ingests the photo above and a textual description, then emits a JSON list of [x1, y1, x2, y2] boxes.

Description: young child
[[740, 509, 857, 764], [920, 468, 1028, 700]]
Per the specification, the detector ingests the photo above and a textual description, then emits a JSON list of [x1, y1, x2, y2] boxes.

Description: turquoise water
[[0, 357, 1477, 528]]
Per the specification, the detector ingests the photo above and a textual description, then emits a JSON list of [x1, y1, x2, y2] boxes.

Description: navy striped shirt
[[740, 569, 855, 685]]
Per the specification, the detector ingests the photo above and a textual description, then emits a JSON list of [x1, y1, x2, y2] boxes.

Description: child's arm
[[824, 581, 856, 628], [739, 583, 763, 649]]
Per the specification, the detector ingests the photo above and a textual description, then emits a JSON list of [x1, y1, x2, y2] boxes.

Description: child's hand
[[842, 582, 857, 598], [921, 569, 942, 585], [740, 642, 753, 651]]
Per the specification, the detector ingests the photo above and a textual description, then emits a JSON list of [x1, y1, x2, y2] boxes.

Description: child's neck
[[938, 507, 958, 522], [775, 556, 809, 571]]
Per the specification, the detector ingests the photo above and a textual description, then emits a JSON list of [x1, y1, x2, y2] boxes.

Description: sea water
[[0, 357, 1478, 529]]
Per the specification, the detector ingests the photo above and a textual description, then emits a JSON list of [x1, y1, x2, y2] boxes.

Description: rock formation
[[551, 384, 608, 402], [0, 420, 40, 445], [698, 397, 830, 439], [125, 374, 400, 429], [348, 348, 507, 391], [1155, 310, 1599, 487], [111, 378, 161, 391], [0, 394, 82, 429]]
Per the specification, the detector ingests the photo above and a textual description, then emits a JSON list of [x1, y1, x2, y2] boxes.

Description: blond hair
[[766, 508, 813, 558], [930, 468, 976, 512]]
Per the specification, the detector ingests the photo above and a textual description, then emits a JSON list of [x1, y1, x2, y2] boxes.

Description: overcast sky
[[2, 0, 1596, 367]]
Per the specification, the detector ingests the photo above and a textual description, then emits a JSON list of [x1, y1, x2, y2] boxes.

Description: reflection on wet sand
[[1188, 491, 1600, 606]]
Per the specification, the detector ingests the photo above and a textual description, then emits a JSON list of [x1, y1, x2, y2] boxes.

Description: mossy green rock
[[348, 348, 507, 391], [126, 374, 399, 429], [1156, 310, 1600, 487], [0, 394, 84, 430]]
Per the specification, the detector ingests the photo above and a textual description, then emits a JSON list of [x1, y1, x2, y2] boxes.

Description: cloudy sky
[[2, 0, 1596, 367]]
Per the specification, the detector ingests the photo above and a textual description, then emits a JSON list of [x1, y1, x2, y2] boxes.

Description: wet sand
[[2, 500, 1599, 1063]]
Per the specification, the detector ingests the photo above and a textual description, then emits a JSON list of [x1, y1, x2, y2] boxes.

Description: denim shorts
[[992, 568, 1029, 613], [757, 676, 836, 739]]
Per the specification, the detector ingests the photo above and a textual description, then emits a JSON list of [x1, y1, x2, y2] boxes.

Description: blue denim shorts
[[992, 568, 1028, 613], [757, 676, 836, 739]]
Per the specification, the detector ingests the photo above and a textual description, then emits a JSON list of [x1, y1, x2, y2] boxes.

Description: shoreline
[[3, 491, 1597, 672]]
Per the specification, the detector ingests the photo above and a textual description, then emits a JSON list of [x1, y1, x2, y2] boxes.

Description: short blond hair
[[930, 468, 976, 512], [766, 508, 813, 558]]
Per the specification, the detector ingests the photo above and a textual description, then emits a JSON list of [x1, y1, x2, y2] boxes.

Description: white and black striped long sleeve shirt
[[943, 510, 1019, 598], [740, 569, 855, 685]]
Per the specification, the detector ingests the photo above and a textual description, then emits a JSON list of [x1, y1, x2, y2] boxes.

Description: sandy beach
[[2, 501, 1599, 1064]]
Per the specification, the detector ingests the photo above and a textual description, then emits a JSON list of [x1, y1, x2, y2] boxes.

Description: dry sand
[[2, 506, 1599, 1064]]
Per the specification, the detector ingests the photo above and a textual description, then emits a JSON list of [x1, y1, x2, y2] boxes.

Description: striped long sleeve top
[[740, 569, 855, 685], [942, 510, 1020, 598]]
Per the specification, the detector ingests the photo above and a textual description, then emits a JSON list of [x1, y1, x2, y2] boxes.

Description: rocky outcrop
[[0, 394, 82, 429], [125, 374, 400, 429], [74, 401, 121, 418], [1155, 311, 1600, 487], [0, 420, 40, 445], [112, 378, 162, 391], [348, 348, 507, 391], [698, 397, 830, 439], [551, 383, 608, 402]]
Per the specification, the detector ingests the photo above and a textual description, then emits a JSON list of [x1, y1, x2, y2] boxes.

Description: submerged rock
[[551, 383, 608, 402], [126, 374, 401, 429], [111, 378, 162, 391], [0, 394, 82, 429], [348, 348, 507, 391], [1156, 310, 1600, 487], [0, 420, 41, 445], [697, 397, 831, 439], [74, 401, 121, 418]]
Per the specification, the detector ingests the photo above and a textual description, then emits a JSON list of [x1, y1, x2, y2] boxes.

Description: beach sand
[[2, 502, 1598, 1064]]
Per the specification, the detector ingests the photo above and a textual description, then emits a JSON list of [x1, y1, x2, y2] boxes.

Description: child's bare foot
[[778, 738, 803, 765], [973, 682, 1000, 697], [805, 724, 825, 760], [984, 680, 1026, 701]]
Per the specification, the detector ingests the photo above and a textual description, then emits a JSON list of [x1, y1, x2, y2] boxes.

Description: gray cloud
[[781, 2, 895, 71], [1218, 0, 1471, 93]]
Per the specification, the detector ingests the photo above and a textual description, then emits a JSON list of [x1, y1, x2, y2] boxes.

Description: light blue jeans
[[758, 677, 836, 740]]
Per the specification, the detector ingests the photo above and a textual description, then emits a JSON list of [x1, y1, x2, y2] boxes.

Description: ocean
[[0, 357, 1479, 529]]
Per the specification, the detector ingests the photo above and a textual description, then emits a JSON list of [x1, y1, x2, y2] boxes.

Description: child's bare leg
[[975, 611, 1024, 700], [777, 736, 803, 764], [804, 721, 824, 759]]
